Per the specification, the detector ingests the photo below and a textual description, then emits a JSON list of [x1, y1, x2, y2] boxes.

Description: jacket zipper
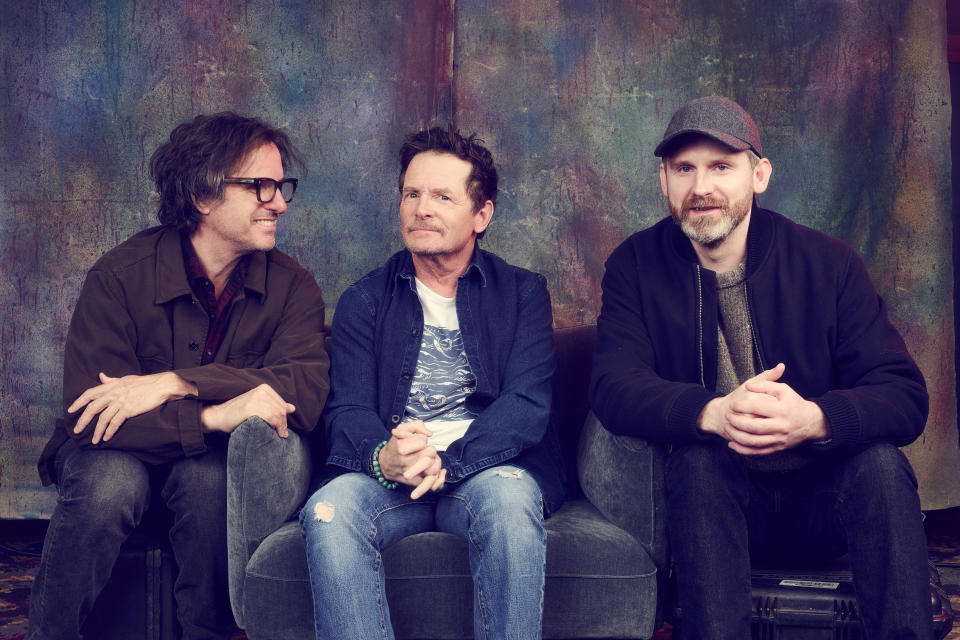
[[696, 265, 706, 387], [744, 280, 767, 371]]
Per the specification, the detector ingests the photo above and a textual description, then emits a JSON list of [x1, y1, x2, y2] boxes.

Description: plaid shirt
[[181, 235, 251, 365]]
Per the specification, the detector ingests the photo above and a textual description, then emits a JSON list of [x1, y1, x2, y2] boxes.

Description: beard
[[670, 193, 752, 248]]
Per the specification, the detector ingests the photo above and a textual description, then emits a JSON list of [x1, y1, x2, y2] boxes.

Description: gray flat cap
[[654, 96, 762, 158]]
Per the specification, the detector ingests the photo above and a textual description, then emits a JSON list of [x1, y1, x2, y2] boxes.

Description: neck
[[411, 249, 474, 298], [691, 209, 751, 274], [188, 231, 245, 296]]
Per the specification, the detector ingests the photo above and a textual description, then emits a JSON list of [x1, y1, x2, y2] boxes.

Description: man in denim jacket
[[300, 127, 564, 639]]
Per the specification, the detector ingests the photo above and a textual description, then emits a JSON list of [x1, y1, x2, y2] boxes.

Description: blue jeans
[[299, 466, 546, 639], [27, 435, 234, 640], [665, 441, 932, 640]]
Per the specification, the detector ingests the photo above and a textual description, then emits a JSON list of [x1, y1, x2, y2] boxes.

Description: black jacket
[[590, 208, 928, 455]]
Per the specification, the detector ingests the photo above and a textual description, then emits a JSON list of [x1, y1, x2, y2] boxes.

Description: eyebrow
[[402, 186, 457, 197]]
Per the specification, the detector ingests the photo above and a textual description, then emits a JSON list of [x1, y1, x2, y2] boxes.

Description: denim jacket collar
[[394, 242, 490, 292]]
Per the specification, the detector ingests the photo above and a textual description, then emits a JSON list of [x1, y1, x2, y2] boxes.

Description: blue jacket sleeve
[[322, 284, 391, 473]]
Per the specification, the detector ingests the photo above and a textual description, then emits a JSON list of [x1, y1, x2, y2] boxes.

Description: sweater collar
[[668, 203, 774, 278]]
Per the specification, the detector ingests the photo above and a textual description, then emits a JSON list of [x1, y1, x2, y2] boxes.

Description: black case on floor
[[81, 521, 180, 640], [672, 561, 954, 640]]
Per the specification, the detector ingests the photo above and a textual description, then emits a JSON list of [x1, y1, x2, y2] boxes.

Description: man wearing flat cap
[[591, 96, 931, 638]]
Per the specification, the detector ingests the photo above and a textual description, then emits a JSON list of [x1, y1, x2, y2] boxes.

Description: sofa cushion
[[242, 497, 658, 639]]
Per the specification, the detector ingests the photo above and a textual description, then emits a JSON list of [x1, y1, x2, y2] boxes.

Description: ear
[[190, 193, 212, 215], [659, 162, 668, 198], [473, 200, 495, 235], [752, 158, 773, 195]]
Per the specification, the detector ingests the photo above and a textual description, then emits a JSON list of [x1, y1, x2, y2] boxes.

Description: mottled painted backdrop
[[2, 0, 957, 517]]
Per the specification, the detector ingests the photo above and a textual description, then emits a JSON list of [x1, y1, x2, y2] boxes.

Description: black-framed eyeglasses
[[223, 177, 298, 203]]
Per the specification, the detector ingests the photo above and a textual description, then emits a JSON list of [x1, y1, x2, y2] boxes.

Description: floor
[[1, 511, 957, 639]]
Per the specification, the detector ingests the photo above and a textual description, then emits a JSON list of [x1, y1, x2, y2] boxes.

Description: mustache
[[683, 197, 727, 210], [406, 224, 444, 233]]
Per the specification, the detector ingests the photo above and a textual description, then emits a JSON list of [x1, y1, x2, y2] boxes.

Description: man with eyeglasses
[[29, 112, 330, 640]]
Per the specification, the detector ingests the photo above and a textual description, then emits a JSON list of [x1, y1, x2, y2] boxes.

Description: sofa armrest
[[226, 417, 313, 628], [577, 410, 667, 573]]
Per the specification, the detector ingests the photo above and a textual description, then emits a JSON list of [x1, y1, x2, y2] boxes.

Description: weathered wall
[[2, 0, 957, 517]]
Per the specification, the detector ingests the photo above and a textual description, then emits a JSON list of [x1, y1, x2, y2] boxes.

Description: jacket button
[[411, 328, 421, 337], [188, 342, 199, 351], [402, 371, 411, 380], [390, 415, 401, 424]]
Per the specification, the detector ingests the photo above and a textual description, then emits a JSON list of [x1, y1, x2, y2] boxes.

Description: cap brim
[[654, 129, 753, 157]]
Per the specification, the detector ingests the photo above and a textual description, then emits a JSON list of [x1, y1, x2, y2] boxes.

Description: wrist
[[697, 398, 724, 436], [200, 404, 225, 433], [167, 372, 198, 399], [371, 441, 398, 490]]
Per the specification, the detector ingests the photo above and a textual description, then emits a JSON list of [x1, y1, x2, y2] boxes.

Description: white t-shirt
[[403, 278, 478, 451]]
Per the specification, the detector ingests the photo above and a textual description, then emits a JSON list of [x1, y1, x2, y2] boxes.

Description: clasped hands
[[377, 420, 447, 499], [699, 362, 829, 455], [69, 371, 294, 444]]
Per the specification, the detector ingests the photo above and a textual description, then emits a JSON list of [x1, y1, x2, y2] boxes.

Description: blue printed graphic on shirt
[[405, 325, 477, 422]]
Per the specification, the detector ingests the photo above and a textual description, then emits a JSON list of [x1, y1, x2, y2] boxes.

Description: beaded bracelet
[[371, 440, 398, 490]]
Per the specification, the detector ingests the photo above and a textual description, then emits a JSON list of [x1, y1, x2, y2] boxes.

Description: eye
[[404, 192, 418, 200], [439, 194, 450, 201], [716, 164, 730, 172]]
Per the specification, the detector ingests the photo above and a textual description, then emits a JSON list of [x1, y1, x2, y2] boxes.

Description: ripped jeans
[[299, 466, 546, 640]]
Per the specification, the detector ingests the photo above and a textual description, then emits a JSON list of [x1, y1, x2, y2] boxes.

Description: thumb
[[285, 402, 296, 414], [753, 362, 785, 383]]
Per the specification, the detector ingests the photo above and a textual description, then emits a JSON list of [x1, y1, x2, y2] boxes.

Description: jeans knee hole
[[313, 502, 334, 522], [495, 469, 524, 479]]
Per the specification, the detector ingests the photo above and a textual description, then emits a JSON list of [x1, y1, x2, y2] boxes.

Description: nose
[[267, 186, 287, 214], [413, 196, 432, 218], [692, 171, 714, 197]]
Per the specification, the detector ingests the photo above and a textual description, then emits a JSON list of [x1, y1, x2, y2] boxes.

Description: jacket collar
[[395, 242, 489, 291], [668, 204, 775, 278], [154, 226, 268, 304]]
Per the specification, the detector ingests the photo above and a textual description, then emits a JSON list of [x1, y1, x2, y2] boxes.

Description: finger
[[404, 420, 433, 437], [99, 372, 114, 383], [431, 469, 447, 492], [423, 455, 442, 478], [285, 402, 296, 413], [725, 423, 784, 448], [749, 362, 785, 384], [68, 389, 98, 414], [395, 435, 430, 456], [410, 474, 436, 500], [744, 380, 785, 397], [73, 401, 103, 434], [730, 395, 778, 419], [725, 413, 779, 436], [91, 405, 120, 445], [728, 440, 782, 456], [402, 454, 436, 480], [102, 410, 128, 442]]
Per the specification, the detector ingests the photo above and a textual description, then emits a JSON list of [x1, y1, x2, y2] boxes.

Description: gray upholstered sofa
[[226, 324, 668, 639]]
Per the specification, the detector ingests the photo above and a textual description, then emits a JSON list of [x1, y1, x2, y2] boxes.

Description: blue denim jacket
[[322, 246, 566, 514]]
